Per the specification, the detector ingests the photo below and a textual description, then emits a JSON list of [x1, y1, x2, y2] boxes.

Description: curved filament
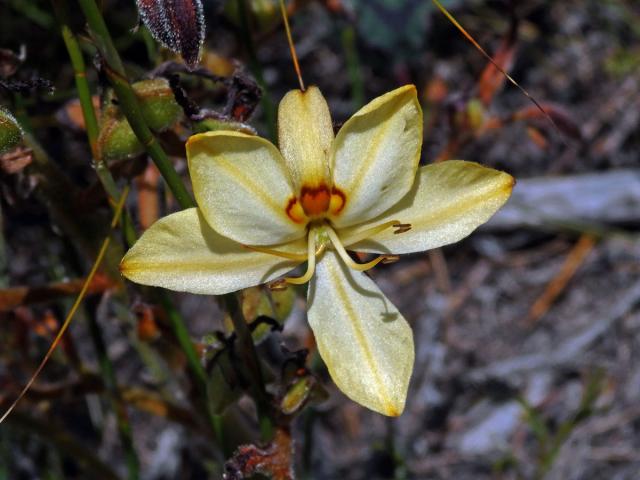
[[284, 230, 317, 285], [327, 227, 395, 272], [242, 244, 309, 262], [341, 220, 411, 247]]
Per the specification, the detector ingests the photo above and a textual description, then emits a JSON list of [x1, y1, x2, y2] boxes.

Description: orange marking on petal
[[329, 187, 346, 215], [286, 197, 306, 223], [300, 184, 331, 216]]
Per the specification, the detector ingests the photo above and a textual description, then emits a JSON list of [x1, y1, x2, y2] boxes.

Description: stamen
[[268, 279, 288, 291], [382, 255, 400, 264], [393, 223, 412, 234], [341, 220, 411, 246], [283, 230, 317, 285], [327, 227, 396, 272], [242, 244, 308, 262]]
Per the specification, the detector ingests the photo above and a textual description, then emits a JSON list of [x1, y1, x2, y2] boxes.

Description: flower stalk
[[223, 293, 274, 442], [86, 309, 140, 479]]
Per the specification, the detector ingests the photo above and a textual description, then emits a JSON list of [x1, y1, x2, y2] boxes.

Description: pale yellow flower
[[120, 85, 514, 416]]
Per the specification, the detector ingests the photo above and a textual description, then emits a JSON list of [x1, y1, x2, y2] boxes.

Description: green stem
[[158, 291, 226, 449], [8, 0, 54, 29], [22, 133, 124, 276], [86, 310, 140, 480], [11, 93, 33, 134], [224, 293, 274, 442], [341, 25, 364, 110], [139, 27, 159, 65], [51, 0, 139, 248], [76, 0, 195, 209], [236, 0, 277, 142]]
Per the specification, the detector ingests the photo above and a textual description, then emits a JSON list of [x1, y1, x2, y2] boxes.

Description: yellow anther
[[393, 223, 412, 234], [382, 255, 400, 264], [329, 189, 346, 215], [286, 200, 307, 224], [268, 279, 289, 291]]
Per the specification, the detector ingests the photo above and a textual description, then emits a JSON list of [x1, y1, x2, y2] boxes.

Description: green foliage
[[605, 47, 640, 78], [517, 370, 606, 479], [205, 342, 243, 415], [224, 0, 280, 35]]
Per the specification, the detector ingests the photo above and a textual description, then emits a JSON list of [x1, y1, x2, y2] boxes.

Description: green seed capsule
[[133, 79, 183, 132], [97, 79, 182, 161], [0, 107, 23, 154], [98, 113, 145, 162]]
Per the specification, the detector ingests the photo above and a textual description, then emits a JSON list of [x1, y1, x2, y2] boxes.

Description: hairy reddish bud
[[136, 0, 205, 68]]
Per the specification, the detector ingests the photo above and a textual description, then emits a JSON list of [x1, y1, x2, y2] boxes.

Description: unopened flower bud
[[280, 376, 313, 415], [136, 0, 205, 68]]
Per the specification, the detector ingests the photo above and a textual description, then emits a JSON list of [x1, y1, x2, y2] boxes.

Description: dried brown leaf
[[513, 104, 582, 140], [224, 428, 293, 480], [0, 47, 24, 78], [478, 25, 518, 106], [0, 146, 32, 175]]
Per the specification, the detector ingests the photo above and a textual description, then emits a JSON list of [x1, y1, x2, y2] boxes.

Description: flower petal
[[330, 85, 422, 228], [120, 208, 304, 295], [278, 86, 333, 189], [342, 161, 515, 254], [307, 250, 414, 416], [187, 131, 303, 246]]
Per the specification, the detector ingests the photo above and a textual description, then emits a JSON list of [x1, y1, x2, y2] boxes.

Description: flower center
[[257, 220, 411, 291], [286, 184, 346, 224]]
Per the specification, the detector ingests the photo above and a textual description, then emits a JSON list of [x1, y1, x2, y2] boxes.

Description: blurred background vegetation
[[1, 0, 640, 478]]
